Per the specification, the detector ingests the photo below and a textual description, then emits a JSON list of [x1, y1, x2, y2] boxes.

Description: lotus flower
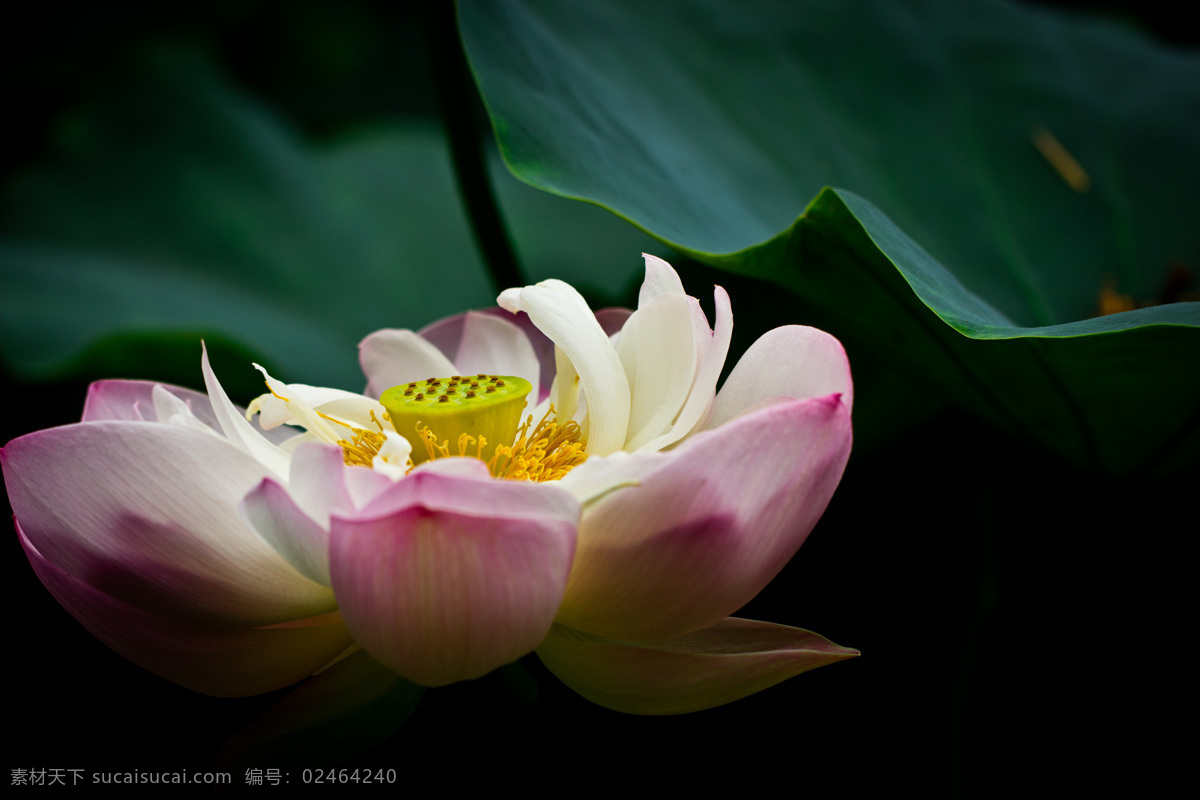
[[3, 255, 856, 715]]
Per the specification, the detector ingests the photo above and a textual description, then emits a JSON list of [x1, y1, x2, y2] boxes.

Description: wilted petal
[[359, 329, 457, 399], [556, 395, 852, 641], [3, 422, 336, 626], [241, 477, 332, 587], [536, 618, 859, 715], [709, 326, 854, 428], [499, 279, 631, 455], [330, 470, 579, 686], [20, 523, 352, 697]]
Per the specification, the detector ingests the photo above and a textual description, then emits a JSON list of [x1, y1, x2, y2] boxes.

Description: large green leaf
[[0, 48, 661, 392], [460, 0, 1200, 473]]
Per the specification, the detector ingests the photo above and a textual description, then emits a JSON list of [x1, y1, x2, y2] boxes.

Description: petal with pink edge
[[20, 523, 352, 697], [536, 618, 859, 715], [3, 421, 336, 626], [555, 395, 851, 642], [84, 380, 213, 426], [709, 326, 854, 428], [329, 472, 578, 686]]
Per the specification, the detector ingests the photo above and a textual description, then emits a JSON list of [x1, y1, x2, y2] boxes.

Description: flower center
[[379, 375, 587, 482]]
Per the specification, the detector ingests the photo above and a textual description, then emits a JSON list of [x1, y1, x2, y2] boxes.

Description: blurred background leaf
[[460, 0, 1200, 474], [0, 46, 663, 393]]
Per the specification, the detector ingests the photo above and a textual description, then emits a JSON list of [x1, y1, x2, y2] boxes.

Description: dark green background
[[3, 2, 1192, 795]]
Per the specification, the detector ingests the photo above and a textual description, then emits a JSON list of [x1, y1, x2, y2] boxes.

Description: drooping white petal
[[499, 279, 630, 455]]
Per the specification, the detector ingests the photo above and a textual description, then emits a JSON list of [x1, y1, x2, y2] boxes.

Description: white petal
[[637, 285, 733, 451], [358, 329, 458, 399], [637, 252, 687, 304], [452, 311, 541, 391], [616, 293, 697, 451], [500, 280, 630, 455], [201, 344, 290, 480]]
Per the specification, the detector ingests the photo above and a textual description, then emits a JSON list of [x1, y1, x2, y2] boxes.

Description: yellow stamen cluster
[[412, 405, 587, 482], [336, 410, 392, 468], [488, 406, 588, 482], [415, 427, 489, 462]]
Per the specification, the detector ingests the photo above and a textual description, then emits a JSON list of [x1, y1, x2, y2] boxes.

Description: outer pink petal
[[20, 523, 352, 697], [83, 380, 213, 426], [556, 395, 851, 641], [3, 421, 335, 626], [536, 618, 859, 715], [358, 329, 457, 399], [709, 325, 854, 428], [329, 470, 578, 687], [82, 379, 295, 445]]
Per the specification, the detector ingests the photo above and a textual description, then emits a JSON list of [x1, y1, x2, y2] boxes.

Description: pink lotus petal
[[537, 618, 859, 715], [329, 471, 578, 686], [358, 329, 457, 399], [3, 421, 336, 626], [594, 307, 632, 338], [709, 325, 854, 428], [84, 380, 213, 427], [556, 395, 851, 641], [358, 453, 576, 521], [241, 477, 332, 587], [20, 522, 352, 697]]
